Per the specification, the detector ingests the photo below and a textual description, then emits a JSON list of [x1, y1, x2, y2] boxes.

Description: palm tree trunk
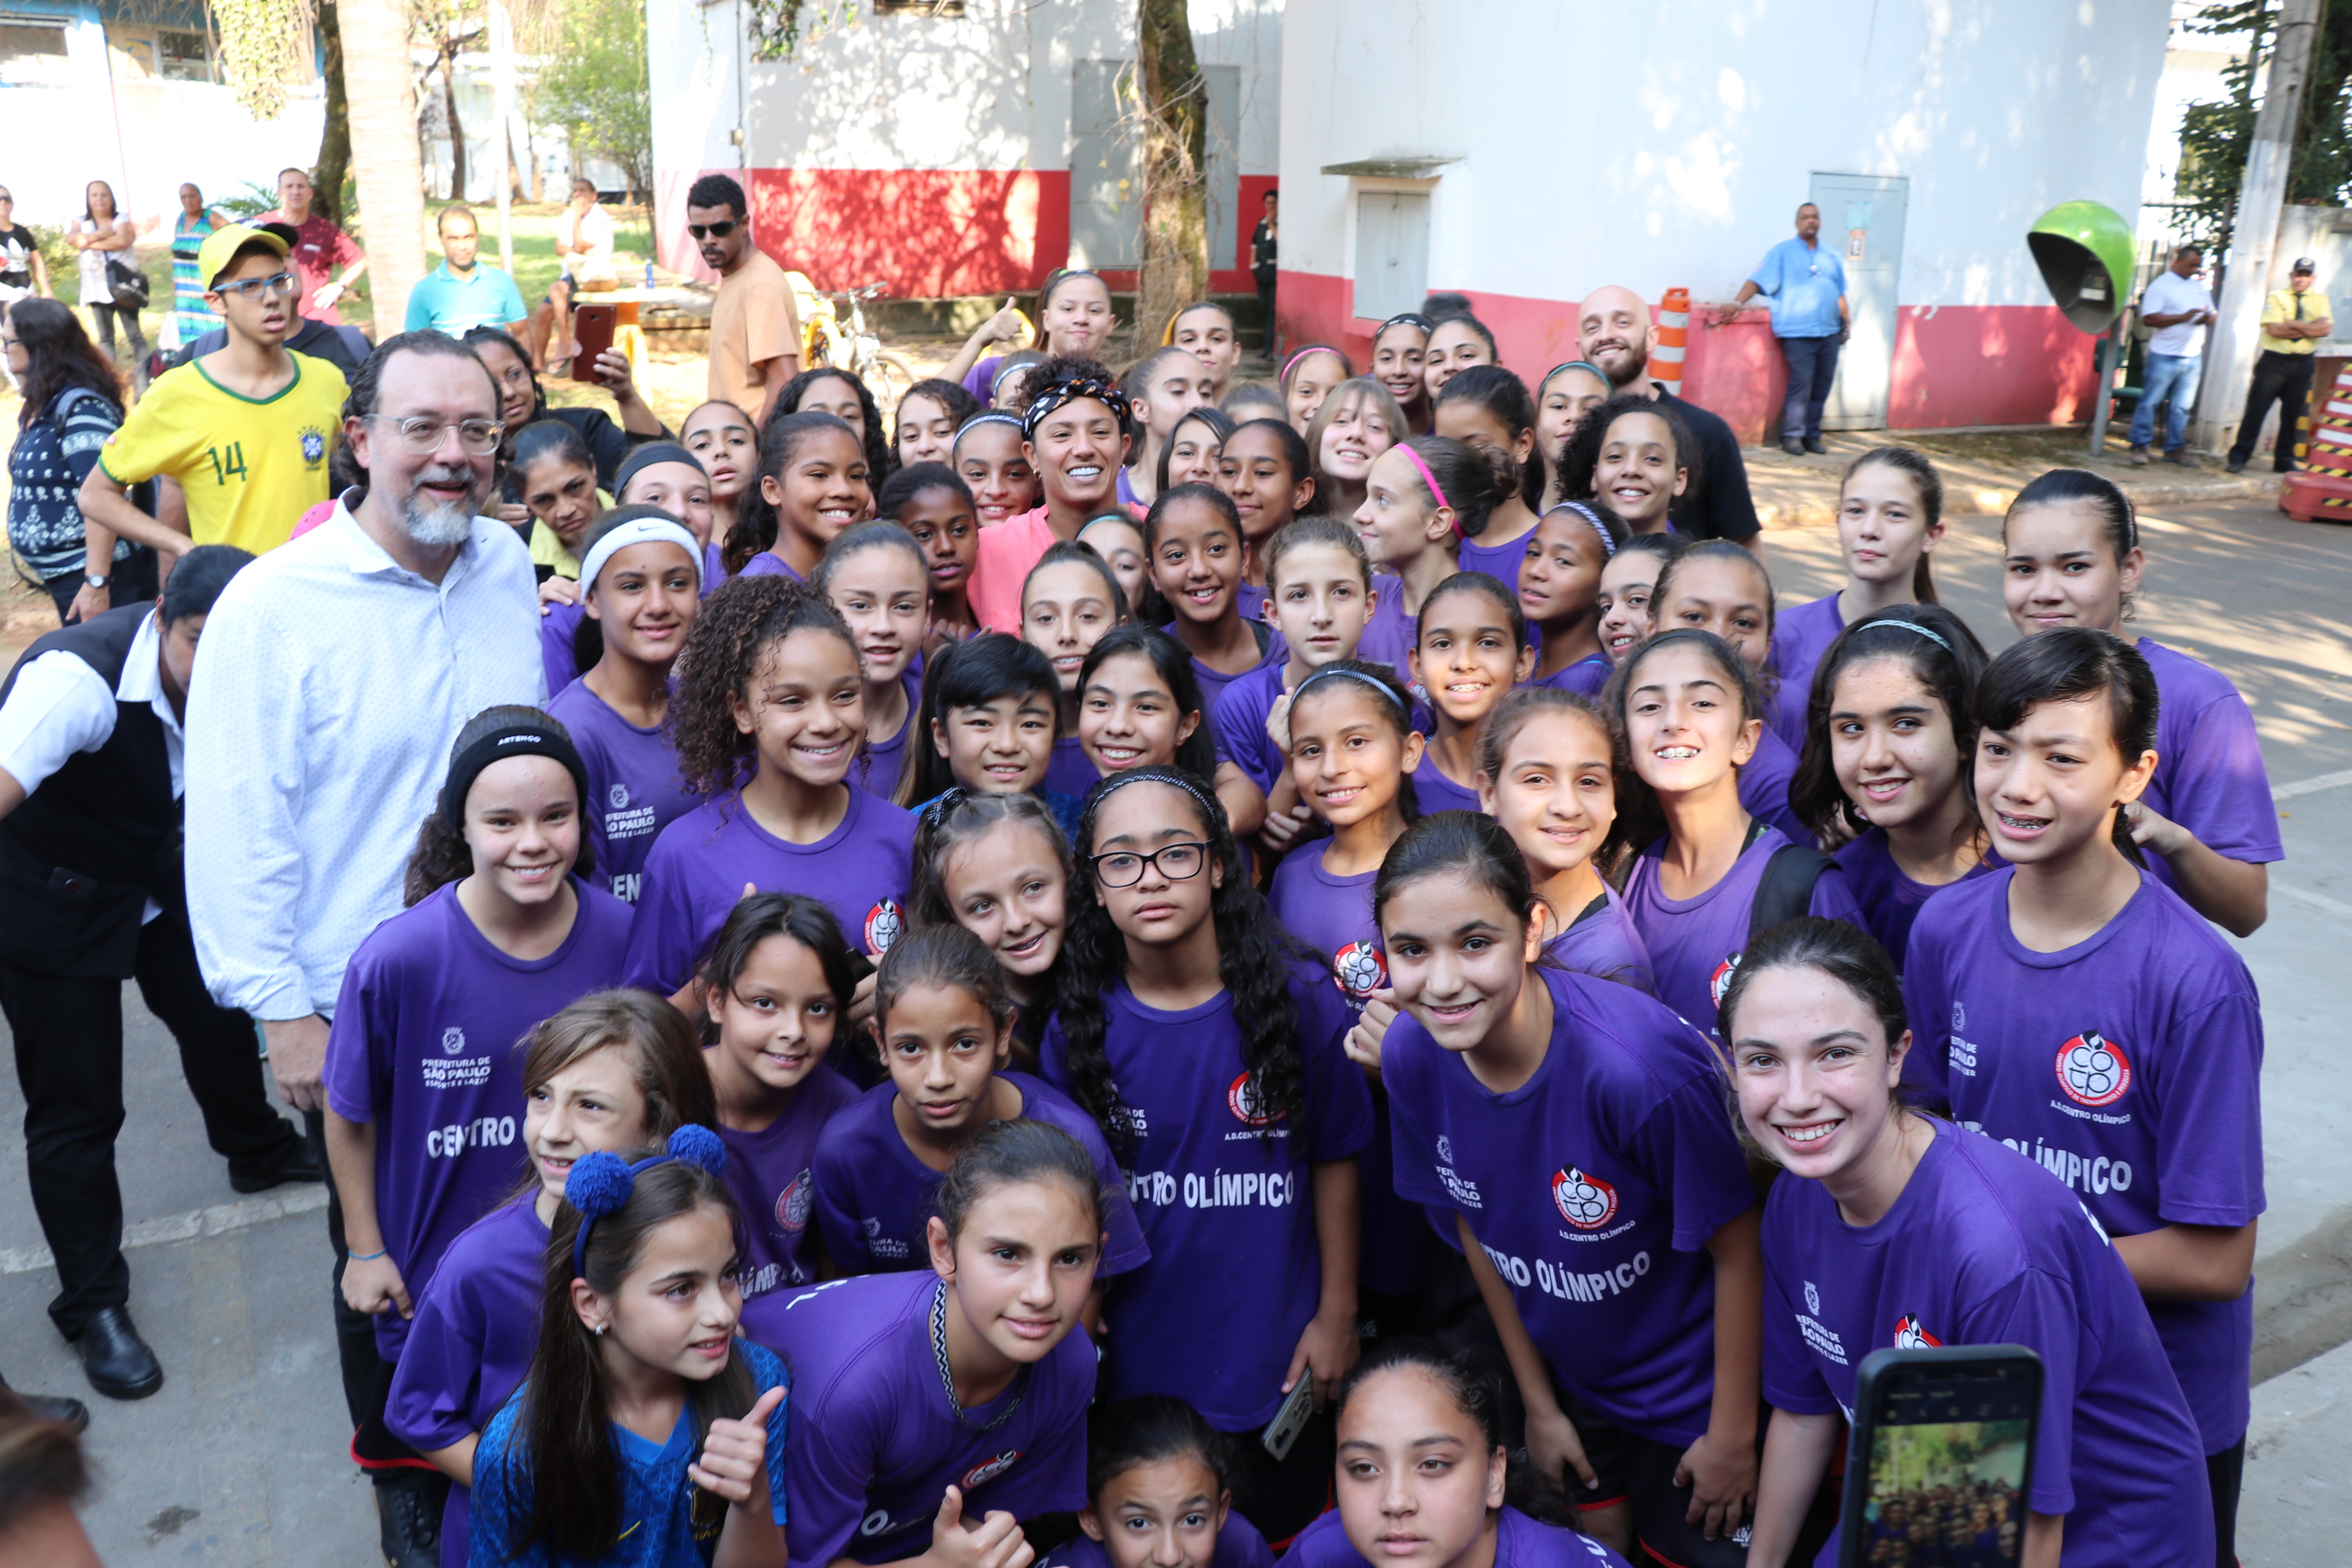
[[313, 0, 351, 228], [337, 0, 428, 338], [441, 32, 468, 199], [1136, 0, 1209, 349]]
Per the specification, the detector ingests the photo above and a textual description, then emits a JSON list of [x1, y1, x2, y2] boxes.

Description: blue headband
[[1293, 665, 1407, 713], [1852, 618, 1953, 652], [565, 1125, 728, 1282]]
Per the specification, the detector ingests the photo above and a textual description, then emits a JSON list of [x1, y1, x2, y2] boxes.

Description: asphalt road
[[1, 498, 2346, 1566]]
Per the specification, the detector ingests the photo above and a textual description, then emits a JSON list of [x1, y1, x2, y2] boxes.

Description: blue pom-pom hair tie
[[566, 1124, 729, 1282]]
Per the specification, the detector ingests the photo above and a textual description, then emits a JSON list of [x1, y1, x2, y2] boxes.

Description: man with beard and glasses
[[1577, 283, 1765, 560], [181, 331, 540, 1568]]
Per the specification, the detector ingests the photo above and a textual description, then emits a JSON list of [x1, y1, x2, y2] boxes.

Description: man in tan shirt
[[688, 174, 800, 426]]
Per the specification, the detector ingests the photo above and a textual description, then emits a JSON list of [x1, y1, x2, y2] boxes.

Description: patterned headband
[[1853, 618, 1952, 652], [1021, 375, 1133, 442], [1544, 501, 1618, 558]]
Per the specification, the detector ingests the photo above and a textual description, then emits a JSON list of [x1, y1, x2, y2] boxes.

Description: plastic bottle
[[643, 260, 655, 289]]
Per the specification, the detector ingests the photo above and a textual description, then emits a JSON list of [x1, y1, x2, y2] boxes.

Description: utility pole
[[2195, 0, 2321, 451], [490, 0, 516, 273]]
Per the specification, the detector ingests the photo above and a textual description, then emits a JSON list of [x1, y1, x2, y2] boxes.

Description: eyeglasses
[[1089, 841, 1209, 888], [213, 270, 296, 300], [687, 220, 741, 240], [360, 413, 505, 455]]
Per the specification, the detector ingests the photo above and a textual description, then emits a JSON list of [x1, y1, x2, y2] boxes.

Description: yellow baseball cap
[[198, 223, 292, 290]]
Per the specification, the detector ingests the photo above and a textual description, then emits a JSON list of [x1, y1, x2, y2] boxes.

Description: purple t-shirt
[[1544, 886, 1656, 995], [1045, 734, 1099, 798], [717, 1060, 865, 1298], [1213, 661, 1291, 795], [1282, 1504, 1632, 1568], [384, 1193, 547, 1568], [1040, 963, 1374, 1429], [736, 550, 805, 582], [1762, 1118, 2211, 1568], [859, 668, 926, 805], [1831, 829, 2001, 972], [323, 879, 634, 1358], [622, 788, 916, 992], [1622, 826, 1865, 1037], [1530, 654, 1613, 696], [1409, 750, 1485, 815], [540, 601, 589, 698], [811, 1071, 1149, 1276], [1737, 724, 1809, 843], [1043, 1515, 1273, 1568], [1455, 526, 1532, 590], [1387, 968, 1757, 1445], [1766, 593, 1843, 752], [2137, 638, 2283, 890], [1355, 583, 1417, 684], [1236, 580, 1270, 626], [1900, 868, 2264, 1452], [740, 1271, 1094, 1568], [546, 680, 699, 906], [1265, 847, 1425, 1297], [1171, 619, 1278, 720]]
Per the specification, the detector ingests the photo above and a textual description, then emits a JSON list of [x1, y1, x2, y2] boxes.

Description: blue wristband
[[347, 1247, 387, 1262]]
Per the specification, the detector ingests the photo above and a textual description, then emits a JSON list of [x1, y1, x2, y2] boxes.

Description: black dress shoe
[[228, 1138, 324, 1194], [0, 1375, 89, 1433], [1781, 439, 1805, 456], [72, 1306, 162, 1399], [377, 1473, 446, 1568], [1804, 437, 1826, 454]]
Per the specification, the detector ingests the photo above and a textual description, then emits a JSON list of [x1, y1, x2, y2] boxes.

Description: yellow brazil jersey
[[97, 350, 347, 554]]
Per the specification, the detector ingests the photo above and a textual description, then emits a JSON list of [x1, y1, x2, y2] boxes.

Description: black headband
[[441, 726, 592, 835], [1020, 374, 1133, 442]]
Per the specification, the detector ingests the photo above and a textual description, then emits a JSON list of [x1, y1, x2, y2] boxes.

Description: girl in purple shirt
[[1596, 534, 1678, 672], [814, 924, 1145, 1277], [624, 577, 917, 994], [324, 708, 635, 1476], [1613, 631, 1864, 1037], [1217, 519, 1377, 818], [697, 893, 865, 1298], [546, 509, 704, 904], [1352, 437, 1498, 680], [1409, 573, 1533, 816], [1476, 690, 1652, 993], [1903, 629, 2262, 1567], [1999, 467, 2278, 937], [1044, 769, 1373, 1541], [1215, 419, 1318, 626], [1721, 917, 2211, 1568], [1433, 366, 1546, 586], [388, 992, 720, 1567], [1046, 1395, 1272, 1568], [1123, 347, 1216, 513], [1766, 447, 1949, 749], [469, 1130, 790, 1568], [740, 1119, 1106, 1568], [1078, 625, 1267, 839], [814, 522, 930, 804], [1149, 485, 1279, 718], [1373, 814, 1763, 1568], [1649, 542, 1809, 841], [909, 790, 1073, 1066], [1285, 1340, 1632, 1568], [1787, 604, 1997, 972], [881, 463, 981, 645], [1024, 541, 1129, 797], [1514, 503, 1624, 697], [896, 636, 1074, 838], [727, 411, 871, 582]]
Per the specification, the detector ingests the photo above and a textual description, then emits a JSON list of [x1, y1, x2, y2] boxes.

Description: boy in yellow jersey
[[76, 225, 347, 584]]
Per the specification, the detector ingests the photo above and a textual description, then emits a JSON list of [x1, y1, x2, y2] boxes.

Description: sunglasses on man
[[688, 220, 741, 241]]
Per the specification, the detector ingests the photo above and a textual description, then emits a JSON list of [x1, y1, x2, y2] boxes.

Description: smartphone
[[571, 304, 617, 381], [1838, 1346, 2042, 1568], [1262, 1375, 1314, 1461]]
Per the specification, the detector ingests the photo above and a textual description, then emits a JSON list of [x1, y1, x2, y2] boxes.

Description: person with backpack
[[3, 299, 158, 625]]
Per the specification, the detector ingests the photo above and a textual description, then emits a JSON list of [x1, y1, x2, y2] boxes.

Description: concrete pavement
[[0, 496, 2345, 1564]]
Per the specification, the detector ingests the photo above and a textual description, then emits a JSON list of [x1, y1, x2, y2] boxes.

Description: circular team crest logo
[[300, 428, 326, 466], [439, 1026, 466, 1057], [1951, 1000, 1966, 1033], [1709, 953, 1742, 1007], [1227, 1072, 1275, 1127], [1332, 940, 1388, 1001], [1804, 1280, 1822, 1317], [961, 1451, 1021, 1489], [1550, 1165, 1619, 1230], [1436, 1135, 1455, 1166], [607, 783, 630, 810], [864, 899, 904, 954], [1892, 1314, 1944, 1350], [2054, 1030, 2131, 1108], [775, 1173, 813, 1233]]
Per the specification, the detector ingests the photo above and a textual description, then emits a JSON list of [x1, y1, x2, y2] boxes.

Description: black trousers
[[0, 900, 304, 1337], [303, 1105, 432, 1486], [2228, 349, 2317, 470]]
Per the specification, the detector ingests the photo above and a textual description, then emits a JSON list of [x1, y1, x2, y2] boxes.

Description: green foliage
[[744, 0, 858, 61], [530, 0, 654, 197], [215, 181, 283, 222], [2177, 1, 2352, 247], [208, 0, 310, 120]]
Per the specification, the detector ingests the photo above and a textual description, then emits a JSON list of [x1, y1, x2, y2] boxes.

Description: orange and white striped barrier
[[1652, 288, 1690, 394]]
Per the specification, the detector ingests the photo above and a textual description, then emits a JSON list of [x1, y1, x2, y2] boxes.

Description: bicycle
[[802, 281, 916, 409]]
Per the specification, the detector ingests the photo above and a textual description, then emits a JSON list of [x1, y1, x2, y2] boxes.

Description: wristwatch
[[84, 573, 107, 589]]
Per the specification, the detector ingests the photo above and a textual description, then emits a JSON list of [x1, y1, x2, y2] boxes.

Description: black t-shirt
[[1656, 385, 1760, 541], [0, 225, 38, 286], [1251, 220, 1277, 283]]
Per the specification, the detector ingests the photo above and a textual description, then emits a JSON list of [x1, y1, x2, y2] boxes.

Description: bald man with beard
[[1577, 285, 1763, 557]]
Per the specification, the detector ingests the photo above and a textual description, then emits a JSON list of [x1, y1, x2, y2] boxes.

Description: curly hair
[[1554, 391, 1704, 509], [7, 298, 120, 429], [669, 574, 863, 797], [771, 367, 894, 489], [894, 377, 980, 450], [1053, 766, 1317, 1158]]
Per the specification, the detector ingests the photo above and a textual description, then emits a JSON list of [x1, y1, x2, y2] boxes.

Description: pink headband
[[1396, 445, 1461, 539]]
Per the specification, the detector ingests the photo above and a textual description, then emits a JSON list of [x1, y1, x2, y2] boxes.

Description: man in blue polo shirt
[[404, 205, 527, 337], [1721, 202, 1849, 455]]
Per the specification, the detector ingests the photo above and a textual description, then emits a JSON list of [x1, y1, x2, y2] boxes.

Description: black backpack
[[1747, 843, 1834, 940]]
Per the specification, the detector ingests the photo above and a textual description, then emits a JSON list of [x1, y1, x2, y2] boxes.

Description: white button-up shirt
[[0, 609, 180, 923], [184, 499, 543, 1020]]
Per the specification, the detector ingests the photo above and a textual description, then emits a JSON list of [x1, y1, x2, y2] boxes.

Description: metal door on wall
[[1070, 60, 1240, 272], [1809, 172, 1907, 430]]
